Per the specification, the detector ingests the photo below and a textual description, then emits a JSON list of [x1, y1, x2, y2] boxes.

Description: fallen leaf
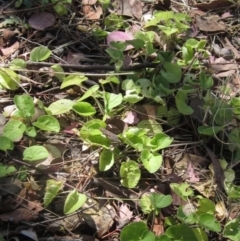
[[117, 204, 133, 228], [28, 12, 56, 30], [194, 0, 233, 11], [186, 161, 200, 183], [123, 111, 139, 124], [20, 229, 38, 241], [153, 215, 164, 236], [129, 0, 143, 20], [133, 105, 158, 121], [195, 15, 226, 32], [223, 37, 240, 59], [116, 0, 133, 17], [2, 29, 16, 41], [0, 41, 19, 56], [82, 0, 97, 5], [0, 208, 38, 223], [106, 118, 127, 134], [107, 31, 134, 51], [83, 5, 103, 20]]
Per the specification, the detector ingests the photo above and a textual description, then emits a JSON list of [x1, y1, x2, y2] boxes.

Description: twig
[[24, 61, 160, 72]]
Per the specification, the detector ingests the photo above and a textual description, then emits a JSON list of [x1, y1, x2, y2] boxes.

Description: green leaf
[[199, 72, 213, 89], [23, 145, 49, 161], [79, 119, 110, 148], [3, 120, 26, 142], [158, 25, 178, 36], [150, 193, 172, 209], [61, 74, 87, 88], [140, 194, 153, 214], [197, 126, 222, 136], [120, 160, 141, 188], [140, 150, 163, 173], [30, 46, 52, 62], [165, 224, 199, 241], [0, 164, 16, 177], [0, 136, 14, 151], [140, 193, 172, 214], [126, 39, 145, 49], [120, 222, 155, 241], [77, 85, 99, 101], [170, 183, 193, 201], [64, 189, 87, 214], [119, 127, 148, 151], [123, 93, 143, 103], [72, 102, 96, 117], [0, 68, 20, 90], [103, 92, 122, 114], [47, 99, 74, 115], [176, 90, 193, 115], [160, 63, 182, 83], [148, 133, 173, 151], [54, 2, 68, 15], [14, 94, 35, 118], [196, 198, 215, 215], [223, 216, 240, 241], [99, 148, 114, 171], [192, 228, 208, 241], [44, 179, 63, 207], [155, 235, 171, 241], [198, 213, 221, 232], [25, 126, 37, 137], [9, 59, 26, 69], [51, 64, 65, 82], [33, 115, 60, 132], [185, 38, 199, 48]]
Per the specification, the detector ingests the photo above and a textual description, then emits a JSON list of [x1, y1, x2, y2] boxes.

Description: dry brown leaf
[[153, 216, 164, 236], [83, 5, 103, 20], [223, 37, 240, 59], [134, 105, 158, 121], [2, 29, 16, 41], [116, 0, 133, 17], [0, 41, 19, 56], [194, 0, 233, 11], [129, 0, 143, 20], [196, 15, 226, 32], [0, 208, 38, 223]]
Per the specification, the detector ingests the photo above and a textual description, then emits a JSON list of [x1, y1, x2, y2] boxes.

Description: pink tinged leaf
[[186, 162, 199, 183], [107, 31, 134, 51], [117, 204, 133, 228], [123, 111, 139, 124], [82, 0, 97, 5], [28, 12, 56, 30], [0, 41, 19, 56]]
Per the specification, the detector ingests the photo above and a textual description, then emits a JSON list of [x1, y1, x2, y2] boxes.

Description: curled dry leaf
[[28, 12, 56, 30]]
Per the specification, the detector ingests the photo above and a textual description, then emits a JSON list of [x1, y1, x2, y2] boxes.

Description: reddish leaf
[[28, 12, 56, 30]]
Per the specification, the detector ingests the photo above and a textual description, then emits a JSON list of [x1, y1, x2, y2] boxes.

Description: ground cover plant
[[0, 0, 240, 240]]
